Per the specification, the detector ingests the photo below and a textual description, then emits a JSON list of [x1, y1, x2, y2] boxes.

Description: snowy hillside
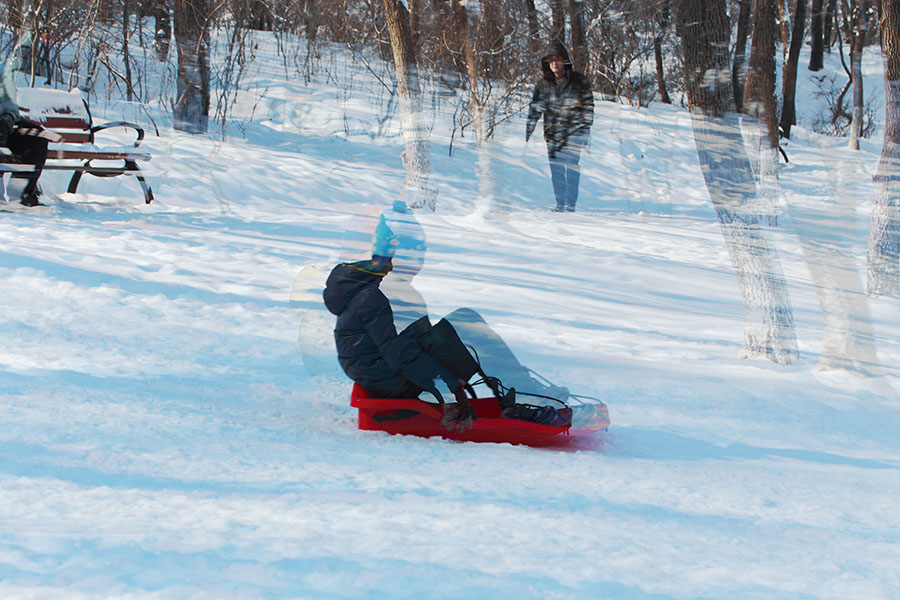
[[1, 35, 899, 599]]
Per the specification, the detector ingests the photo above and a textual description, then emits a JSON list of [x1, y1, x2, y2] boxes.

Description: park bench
[[0, 87, 154, 204]]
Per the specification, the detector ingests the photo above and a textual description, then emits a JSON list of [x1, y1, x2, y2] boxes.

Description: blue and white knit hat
[[370, 199, 426, 271], [371, 212, 398, 259]]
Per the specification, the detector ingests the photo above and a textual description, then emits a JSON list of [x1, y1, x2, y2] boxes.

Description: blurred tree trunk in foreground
[[676, 0, 799, 364], [868, 0, 900, 296], [383, 0, 436, 210]]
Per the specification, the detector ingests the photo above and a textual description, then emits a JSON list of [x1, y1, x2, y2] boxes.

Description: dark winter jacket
[[323, 260, 459, 399], [0, 56, 21, 147], [525, 42, 594, 158]]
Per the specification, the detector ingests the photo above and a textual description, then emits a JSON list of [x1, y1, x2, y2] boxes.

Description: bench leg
[[126, 160, 154, 205], [67, 170, 83, 195], [66, 162, 154, 205]]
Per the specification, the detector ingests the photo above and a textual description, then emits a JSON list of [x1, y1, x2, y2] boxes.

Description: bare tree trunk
[[868, 0, 900, 296], [409, 0, 421, 48], [743, 0, 781, 225], [744, 0, 780, 148], [655, 0, 673, 104], [173, 0, 210, 134], [524, 0, 540, 53], [810, 0, 825, 69], [781, 0, 808, 138], [676, 0, 799, 365], [453, 0, 495, 213], [776, 0, 792, 49], [733, 0, 753, 112], [454, 0, 480, 129], [848, 0, 871, 150], [122, 0, 135, 101], [152, 0, 172, 61], [383, 0, 435, 210], [789, 166, 880, 373], [568, 0, 587, 73], [481, 0, 506, 79], [550, 0, 565, 45], [249, 0, 271, 30], [824, 0, 838, 50]]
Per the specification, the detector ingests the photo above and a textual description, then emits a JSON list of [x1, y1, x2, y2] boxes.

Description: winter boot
[[502, 403, 573, 427], [19, 189, 43, 207]]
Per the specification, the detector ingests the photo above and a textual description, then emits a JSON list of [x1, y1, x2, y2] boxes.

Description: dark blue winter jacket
[[323, 260, 459, 399]]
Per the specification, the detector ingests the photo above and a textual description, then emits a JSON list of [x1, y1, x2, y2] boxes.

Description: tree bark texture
[[409, 0, 421, 48], [480, 0, 507, 80], [568, 0, 587, 74], [848, 0, 871, 150], [810, 0, 825, 70], [383, 0, 435, 209], [153, 0, 172, 61], [868, 0, 900, 295], [123, 0, 135, 101], [676, 0, 799, 364], [655, 0, 673, 104], [550, 0, 566, 46], [781, 0, 808, 138], [453, 0, 479, 118], [733, 0, 753, 112], [453, 0, 495, 212], [524, 0, 541, 54], [744, 0, 780, 148], [824, 0, 837, 50], [777, 0, 792, 50], [174, 0, 210, 134], [743, 0, 782, 227]]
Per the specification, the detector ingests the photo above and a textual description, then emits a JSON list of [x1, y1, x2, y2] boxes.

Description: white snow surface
[[2, 39, 900, 599]]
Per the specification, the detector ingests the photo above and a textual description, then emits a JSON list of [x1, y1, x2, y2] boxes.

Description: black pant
[[368, 317, 480, 401], [414, 317, 480, 382], [6, 128, 49, 199]]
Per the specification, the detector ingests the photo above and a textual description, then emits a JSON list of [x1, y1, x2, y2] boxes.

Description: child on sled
[[322, 208, 571, 432]]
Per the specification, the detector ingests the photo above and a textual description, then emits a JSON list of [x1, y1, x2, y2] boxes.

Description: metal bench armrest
[[90, 121, 146, 147]]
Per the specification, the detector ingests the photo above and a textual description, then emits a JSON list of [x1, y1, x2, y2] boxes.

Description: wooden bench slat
[[54, 133, 93, 144], [0, 148, 150, 161], [53, 150, 151, 161], [31, 116, 91, 130]]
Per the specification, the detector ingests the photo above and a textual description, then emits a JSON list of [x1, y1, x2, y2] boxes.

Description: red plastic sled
[[350, 383, 610, 446]]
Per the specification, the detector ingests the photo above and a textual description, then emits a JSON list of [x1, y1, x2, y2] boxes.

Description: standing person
[[0, 33, 49, 207], [525, 42, 594, 212]]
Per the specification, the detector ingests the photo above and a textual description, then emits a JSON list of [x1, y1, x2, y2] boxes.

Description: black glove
[[440, 380, 476, 432], [0, 113, 15, 146]]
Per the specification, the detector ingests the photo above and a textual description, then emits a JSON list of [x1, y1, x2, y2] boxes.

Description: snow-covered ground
[[1, 35, 899, 599]]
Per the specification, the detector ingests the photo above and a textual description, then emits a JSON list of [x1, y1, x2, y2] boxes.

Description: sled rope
[[465, 345, 570, 409]]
